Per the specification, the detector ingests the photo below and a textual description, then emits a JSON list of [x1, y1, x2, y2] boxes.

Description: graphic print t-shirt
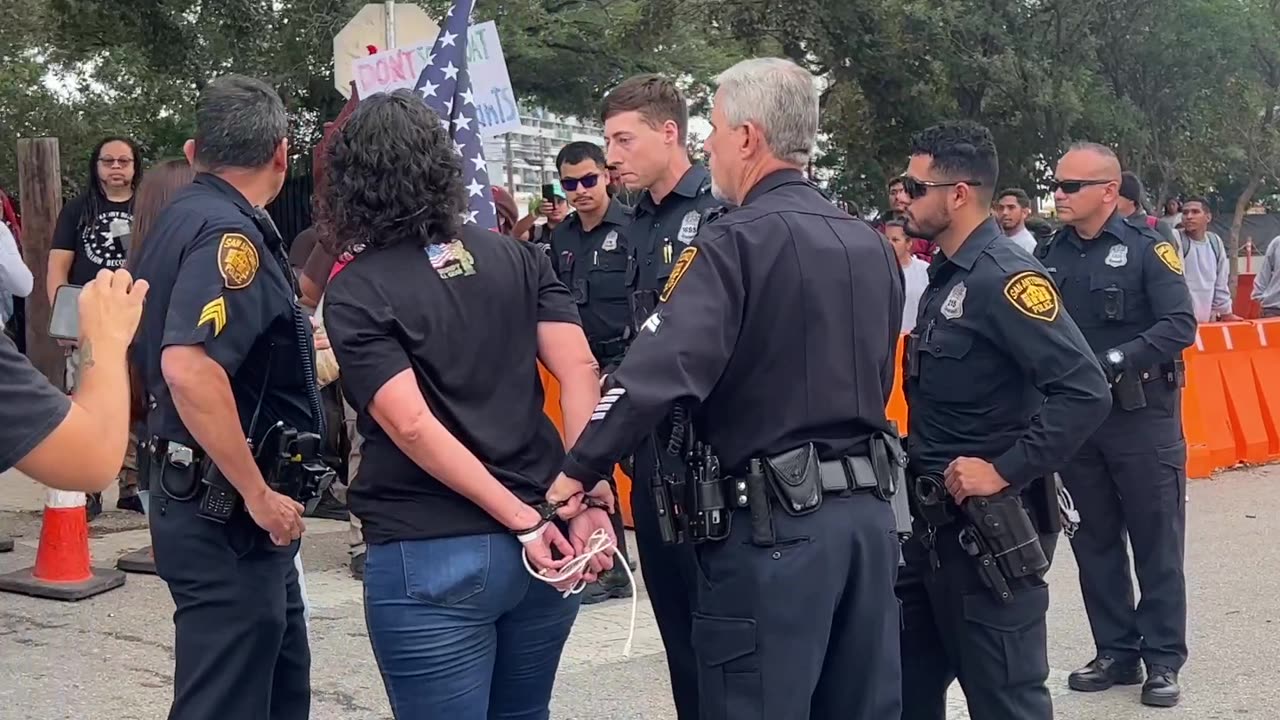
[[52, 194, 134, 286]]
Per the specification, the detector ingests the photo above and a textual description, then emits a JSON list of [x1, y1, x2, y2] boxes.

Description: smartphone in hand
[[48, 284, 83, 341]]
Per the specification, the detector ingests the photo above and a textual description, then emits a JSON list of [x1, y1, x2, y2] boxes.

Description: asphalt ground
[[1, 463, 1277, 719]]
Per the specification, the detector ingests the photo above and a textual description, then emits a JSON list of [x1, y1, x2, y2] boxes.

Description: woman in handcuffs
[[318, 89, 617, 720]]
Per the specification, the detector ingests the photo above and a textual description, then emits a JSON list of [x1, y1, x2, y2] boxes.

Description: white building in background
[[482, 107, 604, 207]]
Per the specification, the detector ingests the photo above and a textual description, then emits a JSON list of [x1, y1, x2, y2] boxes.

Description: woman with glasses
[[47, 136, 145, 518]]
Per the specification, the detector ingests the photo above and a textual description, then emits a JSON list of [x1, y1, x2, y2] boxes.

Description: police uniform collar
[[1101, 209, 1131, 240], [944, 217, 1003, 271], [743, 168, 807, 205], [566, 198, 629, 232], [636, 164, 710, 215], [194, 172, 256, 214]]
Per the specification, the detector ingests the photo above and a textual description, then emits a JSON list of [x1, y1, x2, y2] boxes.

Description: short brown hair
[[601, 74, 689, 143]]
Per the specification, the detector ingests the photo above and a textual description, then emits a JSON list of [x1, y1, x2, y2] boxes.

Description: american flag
[[413, 0, 497, 230]]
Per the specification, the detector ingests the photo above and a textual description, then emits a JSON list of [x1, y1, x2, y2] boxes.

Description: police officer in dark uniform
[[132, 75, 326, 720], [895, 122, 1113, 720], [595, 73, 721, 718], [552, 57, 905, 720], [549, 139, 635, 603], [1039, 142, 1197, 708]]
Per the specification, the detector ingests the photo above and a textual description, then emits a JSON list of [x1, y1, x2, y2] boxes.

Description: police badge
[[1105, 244, 1129, 268], [677, 211, 700, 244], [602, 230, 618, 252], [941, 282, 966, 320]]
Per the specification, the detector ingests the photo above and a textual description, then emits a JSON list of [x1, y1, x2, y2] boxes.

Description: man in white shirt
[[994, 188, 1037, 253], [0, 222, 32, 327], [1251, 235, 1280, 318], [885, 218, 930, 332], [1179, 197, 1241, 323]]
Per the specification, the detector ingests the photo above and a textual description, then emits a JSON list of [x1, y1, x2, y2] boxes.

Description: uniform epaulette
[[701, 206, 730, 226]]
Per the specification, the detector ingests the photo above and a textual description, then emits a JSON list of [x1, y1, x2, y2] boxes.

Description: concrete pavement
[[2, 463, 1278, 719]]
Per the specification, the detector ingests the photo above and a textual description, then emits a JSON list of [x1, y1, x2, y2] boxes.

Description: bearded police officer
[[1039, 143, 1197, 708], [596, 72, 720, 719], [548, 139, 635, 604], [896, 122, 1112, 720], [132, 75, 329, 720], [552, 57, 905, 720]]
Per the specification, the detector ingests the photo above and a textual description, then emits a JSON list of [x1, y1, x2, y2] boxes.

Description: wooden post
[[17, 138, 64, 390]]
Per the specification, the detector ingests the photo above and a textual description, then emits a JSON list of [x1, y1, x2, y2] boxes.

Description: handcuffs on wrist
[[512, 493, 612, 545]]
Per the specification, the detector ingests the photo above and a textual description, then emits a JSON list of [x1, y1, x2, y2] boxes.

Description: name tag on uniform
[[941, 282, 966, 320], [677, 211, 700, 244], [1105, 244, 1128, 268], [602, 230, 618, 252]]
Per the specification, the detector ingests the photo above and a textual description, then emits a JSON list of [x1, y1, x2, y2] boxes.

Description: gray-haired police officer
[[896, 122, 1112, 720], [596, 73, 722, 719], [553, 58, 906, 720], [1040, 143, 1197, 708], [132, 75, 326, 720]]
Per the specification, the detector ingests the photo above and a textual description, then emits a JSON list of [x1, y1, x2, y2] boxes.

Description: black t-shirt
[[324, 226, 582, 544], [0, 332, 71, 472], [52, 194, 134, 286]]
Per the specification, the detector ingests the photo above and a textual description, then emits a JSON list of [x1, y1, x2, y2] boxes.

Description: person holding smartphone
[[2, 269, 149, 492]]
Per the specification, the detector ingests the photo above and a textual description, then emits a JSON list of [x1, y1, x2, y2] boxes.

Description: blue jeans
[[363, 532, 581, 720]]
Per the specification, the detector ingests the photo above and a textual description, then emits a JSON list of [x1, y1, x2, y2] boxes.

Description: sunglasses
[[561, 173, 601, 192], [1050, 179, 1111, 194], [98, 156, 134, 168], [900, 175, 984, 199]]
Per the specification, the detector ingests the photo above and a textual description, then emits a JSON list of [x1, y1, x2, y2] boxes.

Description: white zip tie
[[522, 527, 638, 657]]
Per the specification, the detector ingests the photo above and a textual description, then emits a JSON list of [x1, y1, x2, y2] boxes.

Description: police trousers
[[692, 492, 902, 720], [631, 438, 701, 720], [1060, 395, 1188, 671], [897, 522, 1056, 720], [149, 491, 310, 720]]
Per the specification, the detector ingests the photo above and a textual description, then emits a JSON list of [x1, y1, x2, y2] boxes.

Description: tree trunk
[[1229, 175, 1262, 302]]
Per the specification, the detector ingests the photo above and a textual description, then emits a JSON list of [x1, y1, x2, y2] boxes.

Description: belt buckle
[[838, 456, 858, 492]]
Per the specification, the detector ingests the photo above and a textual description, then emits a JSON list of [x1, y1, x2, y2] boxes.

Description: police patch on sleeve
[[197, 296, 227, 336], [217, 233, 259, 289], [1003, 271, 1060, 322], [1154, 242, 1183, 275], [660, 246, 698, 303]]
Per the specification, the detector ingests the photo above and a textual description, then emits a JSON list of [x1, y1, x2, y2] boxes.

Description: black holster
[[961, 491, 1050, 582], [1113, 371, 1147, 411]]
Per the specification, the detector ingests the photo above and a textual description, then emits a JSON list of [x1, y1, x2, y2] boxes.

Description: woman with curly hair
[[319, 89, 612, 719]]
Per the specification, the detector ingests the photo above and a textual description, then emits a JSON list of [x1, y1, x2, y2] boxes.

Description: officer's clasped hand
[[545, 473, 615, 520], [943, 457, 1010, 504], [245, 486, 306, 546]]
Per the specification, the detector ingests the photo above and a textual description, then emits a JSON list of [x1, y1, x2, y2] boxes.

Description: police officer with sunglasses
[[1038, 143, 1196, 709], [548, 140, 636, 604]]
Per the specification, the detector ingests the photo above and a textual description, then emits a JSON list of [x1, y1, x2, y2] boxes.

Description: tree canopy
[[1, 0, 1277, 222]]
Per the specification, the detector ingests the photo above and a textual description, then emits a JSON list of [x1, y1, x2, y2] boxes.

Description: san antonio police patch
[[217, 233, 259, 289], [660, 246, 698, 303], [1003, 271, 1060, 322], [1153, 242, 1183, 275]]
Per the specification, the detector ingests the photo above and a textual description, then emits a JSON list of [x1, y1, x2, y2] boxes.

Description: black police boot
[[116, 494, 145, 514], [1141, 665, 1180, 707], [306, 491, 350, 521], [350, 552, 366, 581], [1067, 655, 1144, 692], [579, 567, 634, 606], [85, 493, 103, 522]]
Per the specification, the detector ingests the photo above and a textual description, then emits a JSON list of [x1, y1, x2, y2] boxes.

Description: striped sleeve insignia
[[590, 387, 626, 421], [197, 296, 227, 336]]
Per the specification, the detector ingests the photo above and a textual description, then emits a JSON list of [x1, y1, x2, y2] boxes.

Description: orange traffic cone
[[0, 490, 126, 600]]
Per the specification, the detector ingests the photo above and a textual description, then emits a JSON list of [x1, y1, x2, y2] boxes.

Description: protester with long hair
[[320, 89, 610, 719], [47, 135, 144, 517]]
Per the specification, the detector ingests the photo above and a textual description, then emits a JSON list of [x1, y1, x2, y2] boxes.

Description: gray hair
[[1068, 141, 1119, 161], [714, 58, 819, 166], [194, 75, 288, 171]]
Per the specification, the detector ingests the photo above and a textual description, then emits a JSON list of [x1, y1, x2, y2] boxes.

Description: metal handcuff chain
[[516, 497, 638, 657]]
